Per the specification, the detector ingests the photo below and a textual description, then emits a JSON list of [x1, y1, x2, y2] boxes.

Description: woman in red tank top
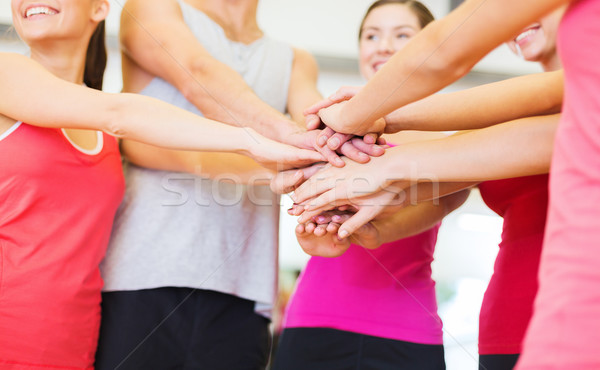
[[0, 1, 323, 368]]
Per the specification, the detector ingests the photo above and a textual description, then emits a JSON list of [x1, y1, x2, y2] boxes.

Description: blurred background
[[0, 1, 542, 368]]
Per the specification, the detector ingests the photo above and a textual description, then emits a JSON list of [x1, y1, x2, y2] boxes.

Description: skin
[[281, 0, 571, 238], [119, 0, 385, 171], [0, 0, 323, 170], [506, 7, 566, 72], [292, 3, 471, 254]]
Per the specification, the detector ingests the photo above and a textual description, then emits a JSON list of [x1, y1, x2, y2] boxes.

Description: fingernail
[[336, 158, 345, 166], [332, 215, 341, 222], [339, 229, 349, 239], [317, 136, 327, 147], [316, 216, 326, 223], [359, 152, 369, 161]]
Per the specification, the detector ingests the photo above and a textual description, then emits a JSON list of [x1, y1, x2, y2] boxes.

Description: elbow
[[443, 188, 471, 215], [102, 93, 134, 139]]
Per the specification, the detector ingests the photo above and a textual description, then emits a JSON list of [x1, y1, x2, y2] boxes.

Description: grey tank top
[[100, 0, 293, 315]]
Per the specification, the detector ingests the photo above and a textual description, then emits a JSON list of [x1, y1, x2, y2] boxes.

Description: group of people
[[0, 0, 598, 370]]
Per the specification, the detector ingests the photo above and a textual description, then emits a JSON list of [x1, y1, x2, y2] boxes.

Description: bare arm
[[291, 113, 559, 206], [385, 70, 564, 132], [0, 53, 322, 169], [120, 0, 301, 141], [121, 143, 274, 184], [286, 48, 322, 125], [295, 189, 470, 257], [120, 48, 323, 182], [320, 0, 568, 134]]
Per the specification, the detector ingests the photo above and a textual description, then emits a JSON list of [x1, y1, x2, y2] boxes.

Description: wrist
[[249, 106, 301, 142], [377, 148, 404, 186], [235, 127, 259, 157]]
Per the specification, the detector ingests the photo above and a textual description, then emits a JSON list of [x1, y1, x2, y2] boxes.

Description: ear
[[91, 0, 110, 23]]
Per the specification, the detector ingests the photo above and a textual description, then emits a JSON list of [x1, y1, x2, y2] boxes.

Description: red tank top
[[0, 122, 124, 368], [477, 174, 548, 354]]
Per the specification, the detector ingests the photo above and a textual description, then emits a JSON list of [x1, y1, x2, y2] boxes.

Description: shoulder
[[122, 0, 182, 21], [291, 48, 319, 76]]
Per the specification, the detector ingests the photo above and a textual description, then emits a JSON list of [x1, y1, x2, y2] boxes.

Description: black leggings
[[479, 354, 520, 370], [273, 327, 445, 370], [95, 287, 270, 370]]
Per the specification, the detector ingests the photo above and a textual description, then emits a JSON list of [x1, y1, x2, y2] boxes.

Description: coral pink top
[[0, 123, 124, 369], [517, 0, 600, 368], [478, 175, 548, 354], [283, 225, 443, 345]]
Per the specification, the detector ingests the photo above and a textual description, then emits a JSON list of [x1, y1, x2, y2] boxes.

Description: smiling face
[[506, 7, 566, 66], [11, 0, 108, 46], [359, 3, 423, 80]]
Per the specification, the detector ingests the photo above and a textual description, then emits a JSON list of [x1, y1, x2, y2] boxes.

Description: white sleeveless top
[[101, 0, 293, 316]]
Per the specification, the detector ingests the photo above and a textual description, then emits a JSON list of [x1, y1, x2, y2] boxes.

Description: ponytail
[[84, 20, 107, 91]]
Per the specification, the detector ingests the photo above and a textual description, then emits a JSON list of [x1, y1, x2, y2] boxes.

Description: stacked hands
[[269, 87, 410, 257]]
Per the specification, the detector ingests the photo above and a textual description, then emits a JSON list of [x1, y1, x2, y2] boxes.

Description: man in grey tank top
[[94, 0, 382, 368]]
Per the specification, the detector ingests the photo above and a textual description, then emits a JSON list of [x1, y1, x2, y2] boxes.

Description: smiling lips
[[25, 6, 58, 19], [514, 25, 541, 47], [372, 60, 388, 72]]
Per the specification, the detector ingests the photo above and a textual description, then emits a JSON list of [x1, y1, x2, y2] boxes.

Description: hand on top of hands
[[304, 86, 387, 143], [294, 210, 384, 258]]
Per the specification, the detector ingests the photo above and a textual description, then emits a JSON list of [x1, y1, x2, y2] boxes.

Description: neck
[[28, 38, 89, 85], [187, 0, 262, 44], [541, 53, 561, 72]]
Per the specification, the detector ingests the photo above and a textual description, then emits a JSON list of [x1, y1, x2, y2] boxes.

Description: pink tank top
[[283, 225, 443, 344], [517, 0, 600, 368], [0, 123, 124, 369]]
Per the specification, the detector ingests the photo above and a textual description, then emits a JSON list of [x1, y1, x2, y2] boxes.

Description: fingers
[[292, 176, 335, 205], [303, 86, 360, 116], [303, 98, 338, 116], [302, 162, 328, 179], [305, 113, 322, 130], [314, 140, 345, 168], [316, 127, 336, 147], [337, 206, 381, 239], [271, 168, 305, 194], [287, 148, 326, 169], [338, 141, 370, 163], [327, 86, 361, 102], [326, 133, 353, 151], [349, 137, 385, 157], [297, 202, 338, 223]]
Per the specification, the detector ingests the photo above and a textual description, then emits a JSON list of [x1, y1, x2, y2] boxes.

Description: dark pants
[[479, 354, 520, 370], [272, 327, 445, 370], [95, 287, 270, 370]]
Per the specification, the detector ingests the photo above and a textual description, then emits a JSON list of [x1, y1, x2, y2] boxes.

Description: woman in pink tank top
[[273, 2, 470, 369], [0, 0, 323, 367], [272, 0, 599, 368]]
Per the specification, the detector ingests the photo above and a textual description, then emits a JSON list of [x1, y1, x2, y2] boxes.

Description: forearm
[[106, 93, 255, 154], [177, 57, 303, 140], [122, 140, 273, 185], [120, 0, 301, 142], [341, 0, 567, 131], [374, 189, 470, 244], [382, 114, 559, 182], [385, 70, 564, 132]]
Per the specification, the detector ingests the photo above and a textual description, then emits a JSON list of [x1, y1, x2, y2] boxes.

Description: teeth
[[515, 28, 537, 43], [26, 6, 57, 18]]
